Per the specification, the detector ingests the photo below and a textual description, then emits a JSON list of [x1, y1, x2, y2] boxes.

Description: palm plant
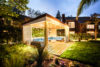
[[31, 41, 49, 67], [36, 44, 49, 67], [77, 0, 98, 19]]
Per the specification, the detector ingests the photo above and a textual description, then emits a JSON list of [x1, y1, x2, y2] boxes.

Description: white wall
[[23, 25, 32, 44]]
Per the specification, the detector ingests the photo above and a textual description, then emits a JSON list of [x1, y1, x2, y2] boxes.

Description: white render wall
[[23, 25, 32, 44]]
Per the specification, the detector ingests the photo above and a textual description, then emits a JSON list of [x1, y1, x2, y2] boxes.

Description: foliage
[[61, 42, 100, 67], [28, 8, 45, 18], [0, 42, 50, 67], [32, 28, 44, 37], [70, 33, 92, 41], [0, 20, 22, 43], [0, 44, 37, 67], [13, 7, 25, 15], [77, 0, 98, 17], [0, 0, 29, 17], [56, 10, 61, 21], [55, 58, 60, 65], [0, 0, 29, 44], [49, 64, 56, 67], [31, 41, 49, 67]]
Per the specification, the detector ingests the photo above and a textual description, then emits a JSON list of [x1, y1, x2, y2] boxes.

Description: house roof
[[66, 17, 91, 23]]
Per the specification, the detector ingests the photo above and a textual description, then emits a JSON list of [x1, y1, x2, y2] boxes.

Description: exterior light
[[3, 30, 8, 32]]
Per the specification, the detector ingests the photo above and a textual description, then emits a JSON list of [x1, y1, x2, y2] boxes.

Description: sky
[[27, 0, 100, 17]]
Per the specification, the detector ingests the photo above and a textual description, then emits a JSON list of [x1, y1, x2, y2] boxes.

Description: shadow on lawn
[[89, 40, 100, 43]]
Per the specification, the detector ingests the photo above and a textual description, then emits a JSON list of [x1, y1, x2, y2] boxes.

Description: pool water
[[33, 37, 64, 42]]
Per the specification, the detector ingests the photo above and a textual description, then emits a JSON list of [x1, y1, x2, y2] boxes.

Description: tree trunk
[[79, 38, 81, 42], [95, 23, 98, 40], [3, 18, 9, 44], [75, 19, 82, 42], [44, 21, 48, 48]]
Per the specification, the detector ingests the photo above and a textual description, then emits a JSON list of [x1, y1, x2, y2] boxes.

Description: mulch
[[28, 55, 91, 67]]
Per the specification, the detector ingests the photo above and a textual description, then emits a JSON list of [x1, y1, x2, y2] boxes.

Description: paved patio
[[47, 42, 74, 55]]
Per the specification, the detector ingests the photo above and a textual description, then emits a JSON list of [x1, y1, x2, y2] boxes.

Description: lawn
[[60, 41, 100, 67]]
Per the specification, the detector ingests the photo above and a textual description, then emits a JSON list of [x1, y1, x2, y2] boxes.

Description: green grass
[[60, 41, 100, 67]]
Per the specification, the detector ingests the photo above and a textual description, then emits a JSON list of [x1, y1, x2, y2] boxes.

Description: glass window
[[87, 24, 94, 29], [68, 22, 75, 28], [98, 25, 100, 29], [57, 29, 65, 36], [32, 28, 44, 37]]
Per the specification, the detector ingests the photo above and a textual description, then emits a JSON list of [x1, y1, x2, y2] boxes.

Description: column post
[[44, 21, 48, 47], [65, 26, 69, 42]]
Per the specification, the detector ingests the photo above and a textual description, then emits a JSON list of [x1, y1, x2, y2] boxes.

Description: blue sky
[[27, 0, 100, 17]]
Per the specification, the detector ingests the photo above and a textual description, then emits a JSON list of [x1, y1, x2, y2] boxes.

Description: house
[[61, 14, 100, 37]]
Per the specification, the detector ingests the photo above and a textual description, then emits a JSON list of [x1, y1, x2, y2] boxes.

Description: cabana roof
[[23, 13, 66, 25], [23, 13, 68, 29]]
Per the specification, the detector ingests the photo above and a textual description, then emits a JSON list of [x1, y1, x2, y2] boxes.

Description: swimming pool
[[33, 37, 64, 42]]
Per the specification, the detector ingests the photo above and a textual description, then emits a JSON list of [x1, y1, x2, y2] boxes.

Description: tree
[[28, 8, 35, 18], [0, 0, 29, 44], [56, 10, 61, 21], [31, 41, 49, 67], [35, 10, 44, 17], [13, 7, 25, 15], [28, 8, 44, 18], [90, 13, 100, 40], [0, 0, 29, 18]]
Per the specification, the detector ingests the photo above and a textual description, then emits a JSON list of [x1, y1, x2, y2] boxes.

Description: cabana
[[23, 14, 69, 46]]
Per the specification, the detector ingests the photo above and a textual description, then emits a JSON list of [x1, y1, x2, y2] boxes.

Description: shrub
[[81, 33, 91, 40], [70, 33, 92, 41], [55, 58, 60, 65], [0, 43, 50, 67], [0, 44, 37, 67], [70, 33, 80, 40], [4, 54, 25, 67]]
